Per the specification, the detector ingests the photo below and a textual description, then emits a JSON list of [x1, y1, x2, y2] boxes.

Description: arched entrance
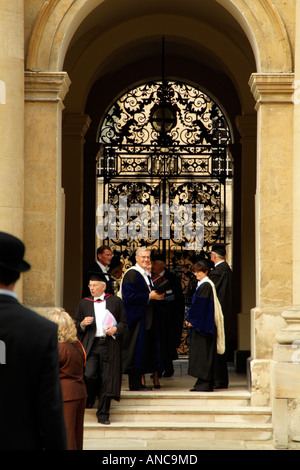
[[59, 1, 256, 360], [22, 0, 300, 447]]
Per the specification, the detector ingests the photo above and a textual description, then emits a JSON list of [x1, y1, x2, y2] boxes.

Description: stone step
[[84, 418, 273, 442], [84, 399, 273, 444], [107, 405, 272, 424], [83, 363, 274, 449], [112, 389, 252, 408]]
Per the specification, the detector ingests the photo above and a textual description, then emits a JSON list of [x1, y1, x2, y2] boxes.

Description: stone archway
[[26, 0, 292, 73], [23, 3, 300, 448]]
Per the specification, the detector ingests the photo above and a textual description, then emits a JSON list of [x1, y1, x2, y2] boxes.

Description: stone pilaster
[[62, 113, 91, 315], [248, 73, 294, 406], [271, 308, 300, 448], [24, 71, 71, 312], [0, 2, 24, 297], [235, 114, 256, 352]]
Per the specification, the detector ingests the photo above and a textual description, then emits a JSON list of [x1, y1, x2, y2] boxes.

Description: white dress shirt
[[94, 294, 107, 337]]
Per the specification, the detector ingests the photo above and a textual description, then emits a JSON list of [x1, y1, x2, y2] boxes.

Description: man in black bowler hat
[[0, 231, 67, 450], [209, 243, 233, 389]]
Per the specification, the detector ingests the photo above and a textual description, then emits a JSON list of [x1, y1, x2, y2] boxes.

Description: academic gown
[[209, 261, 233, 388], [209, 261, 233, 341], [186, 281, 217, 387], [121, 268, 163, 375], [151, 269, 185, 370], [75, 294, 127, 401]]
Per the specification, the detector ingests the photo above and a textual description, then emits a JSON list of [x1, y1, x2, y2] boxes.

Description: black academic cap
[[152, 253, 166, 263], [211, 243, 228, 257], [88, 271, 107, 283], [196, 257, 214, 270]]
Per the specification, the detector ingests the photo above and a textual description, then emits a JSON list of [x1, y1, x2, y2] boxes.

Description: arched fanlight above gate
[[97, 79, 232, 179]]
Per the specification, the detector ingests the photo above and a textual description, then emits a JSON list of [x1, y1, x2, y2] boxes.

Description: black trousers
[[84, 337, 111, 421]]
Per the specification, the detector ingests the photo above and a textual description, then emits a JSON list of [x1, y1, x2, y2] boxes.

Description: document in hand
[[102, 309, 117, 339]]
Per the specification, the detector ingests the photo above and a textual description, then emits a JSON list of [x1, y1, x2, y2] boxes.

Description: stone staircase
[[83, 362, 274, 450]]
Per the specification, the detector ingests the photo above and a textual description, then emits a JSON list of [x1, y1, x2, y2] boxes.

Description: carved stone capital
[[25, 71, 71, 105], [249, 73, 295, 109]]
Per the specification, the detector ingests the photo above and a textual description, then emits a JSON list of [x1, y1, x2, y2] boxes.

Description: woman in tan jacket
[[51, 310, 87, 450]]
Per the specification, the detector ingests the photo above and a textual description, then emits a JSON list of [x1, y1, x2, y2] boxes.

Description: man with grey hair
[[209, 243, 233, 389], [75, 271, 127, 424], [121, 247, 165, 391]]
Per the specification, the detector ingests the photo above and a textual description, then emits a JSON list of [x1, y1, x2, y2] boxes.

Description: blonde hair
[[50, 309, 78, 343]]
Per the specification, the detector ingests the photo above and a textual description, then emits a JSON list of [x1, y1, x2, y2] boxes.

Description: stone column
[[62, 113, 91, 316], [271, 309, 300, 448], [249, 73, 294, 406], [270, 3, 300, 448], [0, 2, 24, 297], [24, 71, 71, 314]]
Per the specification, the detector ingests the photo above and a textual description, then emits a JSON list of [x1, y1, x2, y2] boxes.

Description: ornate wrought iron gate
[[96, 80, 233, 355], [96, 80, 233, 264]]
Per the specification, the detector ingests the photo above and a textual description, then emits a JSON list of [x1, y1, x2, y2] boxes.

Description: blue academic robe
[[121, 268, 153, 371], [186, 280, 217, 383]]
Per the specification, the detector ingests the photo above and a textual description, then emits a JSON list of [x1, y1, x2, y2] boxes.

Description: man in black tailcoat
[[209, 243, 233, 389], [0, 232, 67, 450]]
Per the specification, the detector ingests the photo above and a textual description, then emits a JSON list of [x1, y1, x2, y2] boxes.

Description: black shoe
[[86, 400, 95, 408], [153, 383, 161, 389], [129, 385, 152, 391], [189, 387, 213, 392], [98, 419, 110, 425]]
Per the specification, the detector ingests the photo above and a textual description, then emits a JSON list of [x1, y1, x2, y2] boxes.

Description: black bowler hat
[[211, 243, 228, 257], [0, 232, 31, 272], [88, 271, 107, 283]]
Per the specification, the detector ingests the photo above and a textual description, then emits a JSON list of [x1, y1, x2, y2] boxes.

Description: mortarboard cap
[[88, 271, 107, 283], [196, 257, 214, 270], [152, 253, 166, 263], [211, 243, 228, 257]]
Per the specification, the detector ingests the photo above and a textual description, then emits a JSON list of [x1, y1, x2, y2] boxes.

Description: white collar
[[94, 294, 105, 301], [197, 276, 209, 288], [0, 288, 17, 299], [214, 260, 225, 267], [97, 261, 108, 272]]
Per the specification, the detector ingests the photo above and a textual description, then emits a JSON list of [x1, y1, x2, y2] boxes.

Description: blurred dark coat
[[0, 294, 67, 450], [151, 268, 185, 368]]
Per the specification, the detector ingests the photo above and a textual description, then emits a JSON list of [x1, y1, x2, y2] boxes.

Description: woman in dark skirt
[[186, 258, 225, 392]]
